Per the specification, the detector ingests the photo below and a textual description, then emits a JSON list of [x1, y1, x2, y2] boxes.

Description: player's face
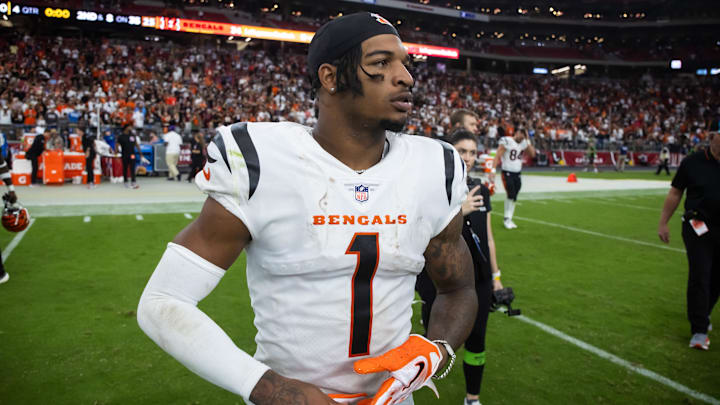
[[354, 34, 414, 132], [461, 115, 479, 134], [453, 139, 478, 170]]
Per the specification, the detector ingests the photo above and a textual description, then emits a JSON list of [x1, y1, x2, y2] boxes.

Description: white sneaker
[[464, 398, 481, 405], [689, 333, 710, 350], [508, 220, 518, 229], [0, 272, 8, 284], [503, 220, 513, 229]]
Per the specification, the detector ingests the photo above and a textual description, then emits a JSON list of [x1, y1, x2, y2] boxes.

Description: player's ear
[[317, 63, 338, 95]]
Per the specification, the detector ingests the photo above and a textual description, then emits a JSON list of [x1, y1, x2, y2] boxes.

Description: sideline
[[500, 308, 720, 405], [493, 212, 685, 253], [3, 218, 35, 264]]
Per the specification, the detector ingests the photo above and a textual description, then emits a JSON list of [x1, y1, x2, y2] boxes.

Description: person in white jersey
[[163, 125, 183, 181], [489, 128, 535, 229], [137, 12, 477, 405]]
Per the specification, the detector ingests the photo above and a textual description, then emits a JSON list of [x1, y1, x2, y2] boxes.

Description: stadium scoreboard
[[2, 1, 459, 59]]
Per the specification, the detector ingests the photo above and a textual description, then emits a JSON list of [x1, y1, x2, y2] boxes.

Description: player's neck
[[313, 117, 386, 172]]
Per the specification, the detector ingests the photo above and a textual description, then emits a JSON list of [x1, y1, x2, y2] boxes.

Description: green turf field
[[0, 190, 718, 405]]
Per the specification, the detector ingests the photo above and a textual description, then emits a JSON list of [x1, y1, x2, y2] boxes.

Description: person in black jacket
[[416, 130, 505, 405], [116, 125, 140, 189], [658, 131, 720, 351], [186, 130, 205, 182], [81, 128, 97, 188], [25, 131, 46, 185]]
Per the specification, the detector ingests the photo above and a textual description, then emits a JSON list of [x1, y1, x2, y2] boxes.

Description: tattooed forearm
[[423, 212, 478, 350], [249, 370, 312, 405]]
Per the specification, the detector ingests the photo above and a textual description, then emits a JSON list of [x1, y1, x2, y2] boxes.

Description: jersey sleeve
[[519, 139, 529, 150], [498, 137, 508, 148], [194, 124, 257, 235], [432, 141, 468, 237]]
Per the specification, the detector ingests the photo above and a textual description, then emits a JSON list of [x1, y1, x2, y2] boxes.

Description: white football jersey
[[498, 136, 528, 173], [195, 122, 467, 399]]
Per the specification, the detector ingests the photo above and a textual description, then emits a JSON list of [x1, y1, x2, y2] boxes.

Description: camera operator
[[658, 131, 720, 350]]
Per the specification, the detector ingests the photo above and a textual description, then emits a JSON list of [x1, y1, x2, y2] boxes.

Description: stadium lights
[[711, 68, 720, 75], [696, 69, 708, 76], [670, 60, 682, 69], [552, 66, 569, 75], [533, 67, 548, 74]]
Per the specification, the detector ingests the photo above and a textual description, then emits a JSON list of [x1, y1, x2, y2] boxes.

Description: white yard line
[[184, 213, 192, 219], [136, 215, 144, 221], [502, 309, 720, 405], [83, 216, 91, 223], [3, 219, 35, 264], [493, 213, 685, 253]]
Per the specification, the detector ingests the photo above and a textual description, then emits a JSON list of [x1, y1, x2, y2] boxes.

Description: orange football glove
[[353, 334, 441, 405]]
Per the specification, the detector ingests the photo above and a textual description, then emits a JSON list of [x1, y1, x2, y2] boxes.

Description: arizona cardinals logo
[[370, 13, 393, 27], [202, 166, 211, 181]]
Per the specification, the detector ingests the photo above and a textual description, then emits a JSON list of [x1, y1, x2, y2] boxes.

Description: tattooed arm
[[423, 211, 478, 367], [250, 370, 339, 404]]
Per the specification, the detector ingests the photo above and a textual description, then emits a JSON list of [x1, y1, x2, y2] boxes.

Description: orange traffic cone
[[567, 173, 578, 183]]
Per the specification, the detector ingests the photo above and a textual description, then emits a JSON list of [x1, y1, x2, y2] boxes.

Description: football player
[[489, 128, 535, 229], [0, 151, 19, 284], [137, 12, 477, 405]]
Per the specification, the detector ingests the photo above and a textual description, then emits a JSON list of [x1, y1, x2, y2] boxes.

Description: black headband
[[307, 12, 400, 80]]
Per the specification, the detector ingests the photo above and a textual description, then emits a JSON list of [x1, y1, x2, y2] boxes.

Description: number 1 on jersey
[[346, 233, 379, 357]]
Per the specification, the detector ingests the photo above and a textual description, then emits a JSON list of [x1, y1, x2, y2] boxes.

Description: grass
[[0, 190, 718, 405]]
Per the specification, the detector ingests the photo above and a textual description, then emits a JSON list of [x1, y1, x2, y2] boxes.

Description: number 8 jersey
[[498, 135, 529, 173], [195, 122, 467, 398]]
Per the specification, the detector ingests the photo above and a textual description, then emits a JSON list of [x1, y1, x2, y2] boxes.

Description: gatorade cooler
[[11, 159, 32, 186], [42, 150, 65, 184], [68, 134, 83, 152]]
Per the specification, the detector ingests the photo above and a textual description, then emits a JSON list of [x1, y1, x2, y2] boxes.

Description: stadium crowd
[[1, 33, 718, 152]]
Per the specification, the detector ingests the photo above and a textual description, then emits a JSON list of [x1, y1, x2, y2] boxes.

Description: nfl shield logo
[[355, 185, 369, 202]]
